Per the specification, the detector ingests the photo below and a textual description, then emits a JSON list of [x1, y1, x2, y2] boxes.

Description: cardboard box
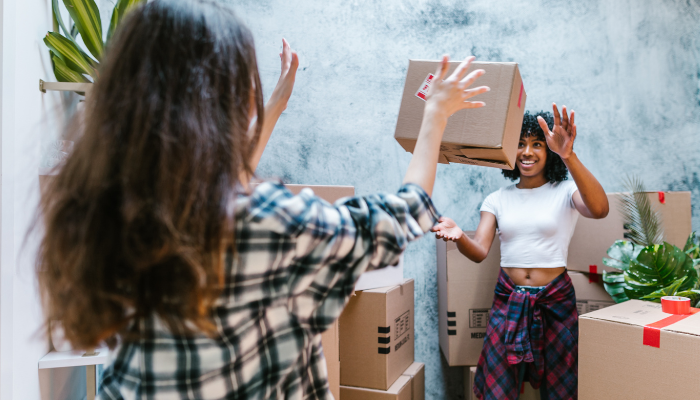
[[355, 255, 404, 291], [466, 367, 539, 400], [339, 279, 415, 390], [341, 362, 423, 400], [401, 362, 425, 400], [567, 271, 614, 315], [320, 320, 340, 399], [567, 191, 692, 274], [395, 60, 527, 169], [437, 233, 501, 366], [285, 184, 355, 203], [340, 375, 412, 400], [286, 184, 404, 292], [580, 300, 700, 399]]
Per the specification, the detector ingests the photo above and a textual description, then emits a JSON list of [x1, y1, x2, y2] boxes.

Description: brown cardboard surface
[[567, 191, 691, 274], [580, 300, 700, 399], [284, 184, 354, 203], [401, 362, 425, 400], [395, 60, 526, 169], [567, 271, 614, 315], [466, 366, 539, 400], [320, 320, 340, 400], [437, 233, 501, 366], [340, 375, 412, 400], [339, 280, 415, 390]]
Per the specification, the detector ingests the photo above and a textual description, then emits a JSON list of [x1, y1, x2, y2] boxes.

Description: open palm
[[431, 217, 463, 242], [537, 103, 576, 160]]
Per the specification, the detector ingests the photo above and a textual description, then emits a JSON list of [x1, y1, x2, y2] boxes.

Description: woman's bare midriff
[[502, 267, 566, 287]]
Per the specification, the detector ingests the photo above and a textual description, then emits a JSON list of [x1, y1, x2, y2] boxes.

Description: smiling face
[[517, 135, 548, 178]]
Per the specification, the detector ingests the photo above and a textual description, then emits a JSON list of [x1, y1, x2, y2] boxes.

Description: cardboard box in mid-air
[[395, 60, 527, 169]]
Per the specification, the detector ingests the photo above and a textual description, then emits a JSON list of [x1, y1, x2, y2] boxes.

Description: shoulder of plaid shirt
[[97, 181, 440, 400]]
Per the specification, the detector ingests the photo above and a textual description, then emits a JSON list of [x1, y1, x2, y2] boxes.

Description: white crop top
[[480, 181, 580, 269]]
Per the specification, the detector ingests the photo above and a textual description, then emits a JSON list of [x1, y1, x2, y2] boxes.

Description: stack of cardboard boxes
[[338, 279, 425, 400]]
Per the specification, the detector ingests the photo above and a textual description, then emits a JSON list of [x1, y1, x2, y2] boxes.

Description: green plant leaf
[[603, 240, 643, 271], [639, 276, 687, 301], [107, 0, 145, 41], [620, 176, 664, 247], [53, 0, 77, 43], [624, 242, 698, 300], [602, 271, 630, 303], [44, 32, 96, 79], [51, 53, 90, 83], [684, 232, 699, 259], [63, 0, 103, 60]]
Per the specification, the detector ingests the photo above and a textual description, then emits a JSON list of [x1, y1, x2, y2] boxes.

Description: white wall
[[1, 0, 93, 398]]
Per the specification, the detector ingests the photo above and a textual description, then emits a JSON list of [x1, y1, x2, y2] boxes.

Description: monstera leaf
[[624, 242, 698, 301], [603, 240, 644, 271], [602, 271, 630, 303]]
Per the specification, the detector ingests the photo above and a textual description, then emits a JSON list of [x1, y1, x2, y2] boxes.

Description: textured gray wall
[[231, 0, 700, 398]]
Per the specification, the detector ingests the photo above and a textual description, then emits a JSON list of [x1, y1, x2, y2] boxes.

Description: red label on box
[[415, 73, 435, 101], [658, 192, 665, 204]]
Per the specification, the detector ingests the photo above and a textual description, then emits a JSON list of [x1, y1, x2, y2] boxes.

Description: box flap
[[401, 362, 424, 377], [581, 300, 700, 336], [362, 279, 414, 294]]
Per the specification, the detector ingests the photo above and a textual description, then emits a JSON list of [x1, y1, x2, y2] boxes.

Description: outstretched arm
[[537, 104, 609, 219], [247, 39, 299, 177], [431, 211, 497, 263], [402, 55, 489, 196]]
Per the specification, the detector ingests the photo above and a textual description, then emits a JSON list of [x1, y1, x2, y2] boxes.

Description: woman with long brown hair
[[36, 0, 489, 398]]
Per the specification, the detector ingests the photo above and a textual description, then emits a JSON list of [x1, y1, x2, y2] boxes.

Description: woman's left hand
[[537, 103, 576, 160], [268, 38, 299, 113]]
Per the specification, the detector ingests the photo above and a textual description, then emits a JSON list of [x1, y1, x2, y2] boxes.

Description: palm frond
[[620, 175, 663, 247]]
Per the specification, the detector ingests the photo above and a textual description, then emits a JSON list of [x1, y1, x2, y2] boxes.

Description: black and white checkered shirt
[[98, 182, 439, 399]]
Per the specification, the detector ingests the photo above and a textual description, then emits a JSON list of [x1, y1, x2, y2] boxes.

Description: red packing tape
[[661, 296, 691, 314], [588, 265, 598, 283], [658, 191, 665, 204], [518, 83, 524, 108], [643, 314, 690, 348], [643, 297, 696, 348]]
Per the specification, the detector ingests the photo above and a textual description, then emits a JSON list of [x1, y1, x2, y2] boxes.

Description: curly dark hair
[[501, 111, 569, 183]]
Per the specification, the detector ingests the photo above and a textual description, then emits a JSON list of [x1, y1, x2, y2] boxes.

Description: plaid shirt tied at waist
[[474, 269, 578, 400]]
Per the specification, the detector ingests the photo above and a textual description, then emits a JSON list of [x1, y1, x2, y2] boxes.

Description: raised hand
[[537, 103, 576, 160], [431, 217, 464, 242], [426, 55, 490, 118], [268, 38, 299, 113]]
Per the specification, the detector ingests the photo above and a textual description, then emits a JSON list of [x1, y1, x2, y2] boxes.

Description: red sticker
[[415, 74, 435, 101], [658, 192, 665, 204]]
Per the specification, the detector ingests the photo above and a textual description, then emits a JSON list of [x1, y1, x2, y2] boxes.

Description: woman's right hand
[[431, 217, 464, 242], [425, 55, 489, 119]]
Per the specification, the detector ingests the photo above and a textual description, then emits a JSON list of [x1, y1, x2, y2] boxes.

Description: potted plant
[[40, 0, 144, 94], [602, 176, 700, 305]]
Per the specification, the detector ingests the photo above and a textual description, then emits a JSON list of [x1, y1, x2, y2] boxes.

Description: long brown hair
[[37, 0, 264, 349]]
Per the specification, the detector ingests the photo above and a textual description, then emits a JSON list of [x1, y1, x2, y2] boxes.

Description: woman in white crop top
[[433, 105, 608, 400]]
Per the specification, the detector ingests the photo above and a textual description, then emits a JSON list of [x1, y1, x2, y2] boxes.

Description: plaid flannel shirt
[[474, 269, 578, 400], [98, 182, 439, 400]]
